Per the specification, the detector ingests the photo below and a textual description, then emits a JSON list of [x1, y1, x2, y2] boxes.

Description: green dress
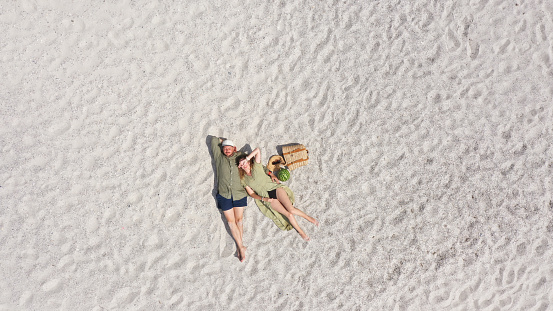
[[241, 162, 295, 231]]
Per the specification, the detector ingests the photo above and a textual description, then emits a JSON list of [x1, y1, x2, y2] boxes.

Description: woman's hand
[[238, 158, 248, 169], [269, 173, 280, 184]]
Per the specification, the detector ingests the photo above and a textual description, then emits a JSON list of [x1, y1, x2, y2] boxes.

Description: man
[[210, 136, 247, 262]]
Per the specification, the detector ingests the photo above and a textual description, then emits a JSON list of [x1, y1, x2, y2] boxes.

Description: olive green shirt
[[211, 136, 246, 200], [240, 162, 279, 198]]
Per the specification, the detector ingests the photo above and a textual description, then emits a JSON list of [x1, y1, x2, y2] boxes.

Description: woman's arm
[[245, 148, 261, 164], [268, 171, 280, 184], [245, 186, 272, 203]]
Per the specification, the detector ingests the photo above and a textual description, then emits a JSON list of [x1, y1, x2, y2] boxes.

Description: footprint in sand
[[446, 27, 461, 52], [534, 238, 548, 256], [41, 279, 62, 293], [19, 291, 34, 306]]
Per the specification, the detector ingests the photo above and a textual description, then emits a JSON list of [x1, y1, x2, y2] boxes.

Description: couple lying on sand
[[210, 136, 318, 262]]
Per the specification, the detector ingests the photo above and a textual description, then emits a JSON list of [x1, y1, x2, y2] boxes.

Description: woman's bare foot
[[305, 215, 319, 227], [300, 232, 310, 241], [238, 246, 247, 262]]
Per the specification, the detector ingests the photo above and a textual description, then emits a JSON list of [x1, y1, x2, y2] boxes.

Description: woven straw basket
[[267, 155, 285, 172], [282, 144, 308, 171]]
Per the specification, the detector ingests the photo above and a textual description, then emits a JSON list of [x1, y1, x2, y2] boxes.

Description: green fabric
[[210, 136, 246, 200], [240, 162, 279, 197], [241, 162, 294, 231], [254, 186, 295, 231]]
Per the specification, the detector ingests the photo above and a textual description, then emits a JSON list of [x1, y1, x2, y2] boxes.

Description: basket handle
[[283, 147, 307, 156]]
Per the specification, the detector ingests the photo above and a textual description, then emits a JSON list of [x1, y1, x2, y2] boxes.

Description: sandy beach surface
[[2, 0, 553, 310]]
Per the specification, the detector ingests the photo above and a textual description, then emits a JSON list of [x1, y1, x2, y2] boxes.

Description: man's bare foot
[[238, 246, 247, 262]]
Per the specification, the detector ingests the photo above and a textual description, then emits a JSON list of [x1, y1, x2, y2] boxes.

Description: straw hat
[[267, 155, 286, 172]]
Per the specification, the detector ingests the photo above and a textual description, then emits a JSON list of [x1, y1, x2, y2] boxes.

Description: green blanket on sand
[[254, 185, 294, 231]]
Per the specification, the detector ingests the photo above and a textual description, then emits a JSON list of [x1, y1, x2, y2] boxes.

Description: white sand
[[2, 0, 553, 310]]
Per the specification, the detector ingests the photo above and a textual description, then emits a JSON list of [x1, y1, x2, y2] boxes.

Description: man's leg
[[233, 206, 245, 242], [232, 196, 247, 242], [218, 194, 246, 262], [223, 208, 246, 262]]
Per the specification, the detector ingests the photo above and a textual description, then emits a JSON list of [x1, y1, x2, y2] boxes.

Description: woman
[[237, 148, 318, 241]]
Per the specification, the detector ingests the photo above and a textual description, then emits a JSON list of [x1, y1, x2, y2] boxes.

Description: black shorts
[[267, 189, 278, 199]]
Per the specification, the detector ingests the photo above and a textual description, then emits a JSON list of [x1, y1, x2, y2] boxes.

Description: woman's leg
[[275, 188, 319, 226], [269, 199, 310, 241], [223, 208, 246, 262]]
